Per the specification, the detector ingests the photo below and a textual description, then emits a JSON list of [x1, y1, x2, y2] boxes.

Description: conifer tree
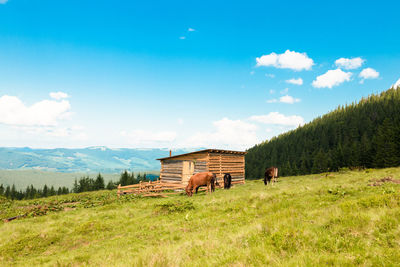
[[360, 133, 372, 167], [24, 186, 31, 199], [5, 185, 11, 198], [49, 186, 56, 196], [119, 171, 129, 186], [11, 184, 17, 200], [374, 118, 400, 167], [73, 179, 79, 193], [62, 187, 69, 194], [42, 184, 49, 197], [106, 180, 115, 190], [95, 173, 105, 190], [312, 151, 328, 174]]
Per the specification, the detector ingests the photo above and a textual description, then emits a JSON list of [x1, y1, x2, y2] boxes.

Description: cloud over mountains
[[0, 95, 71, 127]]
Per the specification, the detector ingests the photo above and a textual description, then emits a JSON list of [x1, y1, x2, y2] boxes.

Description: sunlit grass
[[1, 167, 400, 266]]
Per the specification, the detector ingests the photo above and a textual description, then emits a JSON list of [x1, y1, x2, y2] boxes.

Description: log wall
[[207, 153, 245, 184], [194, 161, 207, 174], [160, 160, 183, 182]]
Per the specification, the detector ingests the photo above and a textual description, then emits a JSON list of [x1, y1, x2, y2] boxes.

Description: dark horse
[[224, 173, 232, 189], [186, 172, 218, 196], [264, 167, 278, 185]]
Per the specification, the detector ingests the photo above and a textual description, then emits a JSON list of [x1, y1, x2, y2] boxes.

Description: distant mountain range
[[0, 147, 198, 173]]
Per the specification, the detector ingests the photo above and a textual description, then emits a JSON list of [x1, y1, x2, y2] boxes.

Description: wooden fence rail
[[117, 180, 187, 197], [117, 179, 245, 198]]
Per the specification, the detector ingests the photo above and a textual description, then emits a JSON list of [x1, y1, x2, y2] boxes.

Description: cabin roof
[[157, 149, 247, 161]]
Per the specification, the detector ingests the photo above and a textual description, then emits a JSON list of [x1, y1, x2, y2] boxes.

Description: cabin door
[[182, 161, 195, 184]]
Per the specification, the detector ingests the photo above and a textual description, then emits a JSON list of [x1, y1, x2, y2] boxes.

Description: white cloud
[[0, 94, 86, 143], [0, 95, 71, 126], [178, 118, 184, 125], [279, 95, 301, 104], [121, 130, 177, 146], [280, 88, 289, 94], [185, 118, 258, 150], [393, 78, 400, 88], [179, 36, 186, 40], [250, 112, 304, 126], [256, 50, 314, 71], [359, 68, 379, 80], [0, 93, 90, 146], [312, 69, 352, 88], [286, 78, 303, 85], [335, 57, 364, 70], [269, 89, 275, 94], [265, 73, 275, 78], [267, 95, 301, 104], [250, 71, 255, 75], [188, 28, 196, 32], [0, 0, 8, 4], [50, 91, 69, 100]]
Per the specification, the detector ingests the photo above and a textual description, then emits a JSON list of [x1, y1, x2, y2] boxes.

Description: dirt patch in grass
[[368, 177, 400, 186], [63, 207, 76, 212]]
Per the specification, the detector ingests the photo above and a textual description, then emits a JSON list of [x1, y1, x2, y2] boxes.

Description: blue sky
[[0, 0, 399, 150]]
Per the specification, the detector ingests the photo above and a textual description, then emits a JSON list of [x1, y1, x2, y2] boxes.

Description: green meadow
[[1, 167, 400, 266]]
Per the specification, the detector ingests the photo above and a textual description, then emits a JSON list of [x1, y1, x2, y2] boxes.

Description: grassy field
[[1, 167, 400, 266]]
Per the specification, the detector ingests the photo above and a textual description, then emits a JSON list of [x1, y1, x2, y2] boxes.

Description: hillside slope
[[246, 87, 400, 178], [1, 168, 400, 266]]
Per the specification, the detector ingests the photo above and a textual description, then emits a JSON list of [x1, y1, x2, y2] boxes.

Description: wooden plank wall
[[160, 160, 183, 182], [194, 161, 207, 174], [208, 153, 245, 184]]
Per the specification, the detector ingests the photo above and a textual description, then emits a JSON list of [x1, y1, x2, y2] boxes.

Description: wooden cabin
[[157, 149, 246, 185]]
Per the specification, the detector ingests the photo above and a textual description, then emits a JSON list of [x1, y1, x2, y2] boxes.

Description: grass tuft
[[153, 200, 195, 214]]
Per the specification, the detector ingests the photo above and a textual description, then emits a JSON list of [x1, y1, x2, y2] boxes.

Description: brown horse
[[185, 172, 217, 196], [264, 167, 278, 185]]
